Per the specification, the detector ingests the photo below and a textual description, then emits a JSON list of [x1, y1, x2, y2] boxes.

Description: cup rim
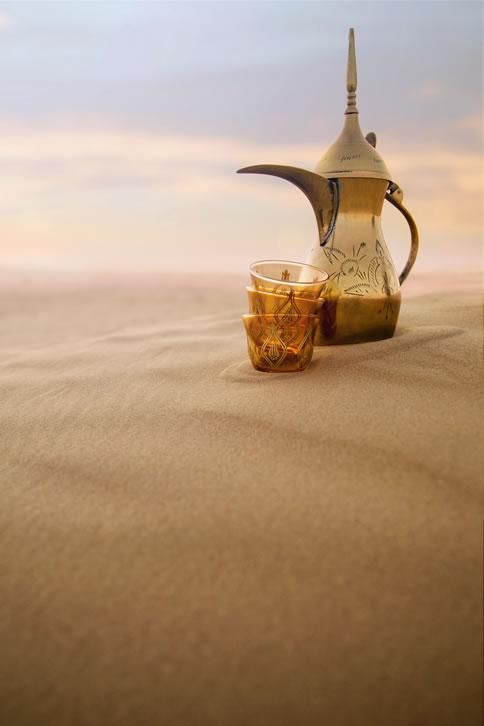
[[245, 285, 320, 298], [249, 259, 328, 286]]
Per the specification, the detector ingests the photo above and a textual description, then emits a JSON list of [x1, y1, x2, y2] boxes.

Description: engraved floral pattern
[[323, 239, 398, 297]]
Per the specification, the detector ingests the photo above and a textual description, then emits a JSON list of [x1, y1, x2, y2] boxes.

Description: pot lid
[[315, 29, 392, 182]]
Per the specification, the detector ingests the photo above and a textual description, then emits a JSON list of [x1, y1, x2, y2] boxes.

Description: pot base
[[314, 291, 401, 346]]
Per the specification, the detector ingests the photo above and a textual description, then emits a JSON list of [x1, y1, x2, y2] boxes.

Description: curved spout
[[237, 164, 338, 247]]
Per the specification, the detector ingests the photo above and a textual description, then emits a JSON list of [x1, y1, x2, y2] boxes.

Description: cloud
[[0, 121, 480, 272], [414, 80, 447, 99], [454, 113, 483, 134], [0, 121, 480, 213], [0, 11, 14, 30]]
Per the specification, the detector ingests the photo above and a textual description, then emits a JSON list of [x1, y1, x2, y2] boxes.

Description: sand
[[0, 270, 482, 726]]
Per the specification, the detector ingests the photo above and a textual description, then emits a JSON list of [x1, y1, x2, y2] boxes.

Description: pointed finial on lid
[[345, 28, 358, 114], [315, 28, 392, 181]]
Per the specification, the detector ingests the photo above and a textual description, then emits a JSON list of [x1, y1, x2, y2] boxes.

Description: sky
[[0, 0, 481, 276]]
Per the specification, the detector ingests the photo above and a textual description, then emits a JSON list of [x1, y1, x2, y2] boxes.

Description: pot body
[[307, 177, 401, 345]]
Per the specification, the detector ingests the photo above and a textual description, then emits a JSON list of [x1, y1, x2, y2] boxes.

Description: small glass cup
[[242, 313, 318, 372], [246, 286, 321, 317], [249, 260, 328, 299]]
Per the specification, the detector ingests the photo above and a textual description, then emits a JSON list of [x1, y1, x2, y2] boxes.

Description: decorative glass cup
[[246, 286, 321, 317], [242, 313, 318, 372], [249, 260, 328, 299]]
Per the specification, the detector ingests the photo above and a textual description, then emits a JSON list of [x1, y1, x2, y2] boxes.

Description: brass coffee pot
[[238, 28, 419, 345]]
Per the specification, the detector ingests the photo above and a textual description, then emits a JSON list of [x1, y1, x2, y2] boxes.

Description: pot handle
[[385, 185, 419, 285]]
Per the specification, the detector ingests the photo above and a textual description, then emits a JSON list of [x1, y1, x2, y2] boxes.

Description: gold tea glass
[[242, 313, 318, 372], [249, 260, 328, 299], [246, 286, 321, 317]]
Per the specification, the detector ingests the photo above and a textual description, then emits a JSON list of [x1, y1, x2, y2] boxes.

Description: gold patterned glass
[[242, 313, 318, 372], [249, 260, 328, 299], [246, 286, 321, 317]]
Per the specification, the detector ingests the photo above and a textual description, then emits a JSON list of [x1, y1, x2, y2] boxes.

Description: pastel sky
[[0, 0, 481, 275]]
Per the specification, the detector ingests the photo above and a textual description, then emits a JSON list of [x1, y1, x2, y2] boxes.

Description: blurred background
[[0, 0, 481, 277]]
